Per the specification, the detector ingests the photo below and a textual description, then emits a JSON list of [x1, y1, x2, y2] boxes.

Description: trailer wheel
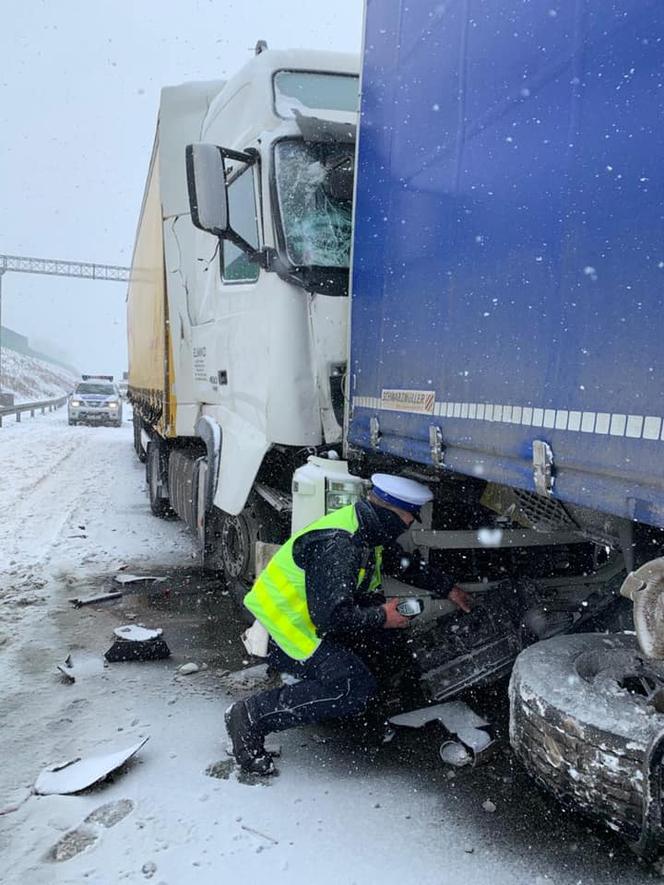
[[146, 441, 171, 518], [510, 633, 664, 855]]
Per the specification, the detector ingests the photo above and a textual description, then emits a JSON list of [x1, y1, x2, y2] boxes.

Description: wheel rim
[[575, 646, 664, 711], [220, 514, 251, 579]]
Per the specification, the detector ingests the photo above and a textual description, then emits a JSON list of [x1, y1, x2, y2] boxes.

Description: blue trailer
[[349, 0, 664, 538], [343, 0, 664, 854]]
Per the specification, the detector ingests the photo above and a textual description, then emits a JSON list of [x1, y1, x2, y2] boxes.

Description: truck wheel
[[204, 497, 284, 620], [133, 412, 147, 462], [510, 633, 664, 856], [146, 441, 171, 518]]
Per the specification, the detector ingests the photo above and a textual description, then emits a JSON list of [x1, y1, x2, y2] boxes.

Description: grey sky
[[0, 0, 362, 378]]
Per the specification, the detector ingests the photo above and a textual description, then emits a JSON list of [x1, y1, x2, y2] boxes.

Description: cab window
[[222, 167, 259, 283]]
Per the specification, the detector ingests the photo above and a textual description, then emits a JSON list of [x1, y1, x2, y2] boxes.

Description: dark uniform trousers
[[246, 630, 416, 736]]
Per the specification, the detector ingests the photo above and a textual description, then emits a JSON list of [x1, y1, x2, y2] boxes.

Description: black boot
[[225, 701, 277, 775]]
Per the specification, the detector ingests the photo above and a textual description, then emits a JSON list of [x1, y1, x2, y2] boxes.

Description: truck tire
[[133, 412, 147, 463], [146, 440, 172, 518], [204, 496, 284, 620], [510, 633, 664, 854]]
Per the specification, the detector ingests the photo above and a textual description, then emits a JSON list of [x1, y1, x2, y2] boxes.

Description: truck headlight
[[71, 400, 81, 407], [108, 402, 119, 409], [325, 479, 365, 513]]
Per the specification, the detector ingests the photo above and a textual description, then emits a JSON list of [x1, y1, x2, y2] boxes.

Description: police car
[[68, 375, 123, 427]]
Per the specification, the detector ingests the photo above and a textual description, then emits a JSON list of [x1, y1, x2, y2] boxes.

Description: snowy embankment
[[0, 346, 77, 403], [0, 412, 653, 885]]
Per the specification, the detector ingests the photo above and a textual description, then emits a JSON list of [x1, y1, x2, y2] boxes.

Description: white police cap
[[370, 473, 433, 514]]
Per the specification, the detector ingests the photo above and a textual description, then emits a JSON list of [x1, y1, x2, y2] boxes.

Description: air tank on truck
[[127, 43, 359, 603]]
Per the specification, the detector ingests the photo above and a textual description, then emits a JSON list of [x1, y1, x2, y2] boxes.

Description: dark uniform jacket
[[292, 499, 455, 637]]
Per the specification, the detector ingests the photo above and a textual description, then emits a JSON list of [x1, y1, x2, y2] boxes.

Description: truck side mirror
[[186, 143, 229, 236]]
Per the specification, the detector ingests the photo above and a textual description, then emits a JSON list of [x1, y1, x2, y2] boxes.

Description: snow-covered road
[[0, 410, 658, 884]]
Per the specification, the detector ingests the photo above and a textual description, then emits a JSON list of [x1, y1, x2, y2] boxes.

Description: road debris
[[177, 662, 200, 675], [114, 573, 167, 586], [390, 700, 497, 767], [57, 659, 76, 684], [440, 741, 472, 768], [105, 624, 170, 663], [240, 824, 279, 845], [69, 590, 122, 608], [482, 799, 497, 813], [114, 625, 163, 642], [34, 736, 149, 795]]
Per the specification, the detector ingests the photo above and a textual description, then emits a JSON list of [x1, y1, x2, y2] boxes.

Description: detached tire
[[510, 633, 664, 851]]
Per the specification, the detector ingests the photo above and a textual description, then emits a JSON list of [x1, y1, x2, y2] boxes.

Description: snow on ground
[[0, 409, 658, 884], [0, 346, 77, 403]]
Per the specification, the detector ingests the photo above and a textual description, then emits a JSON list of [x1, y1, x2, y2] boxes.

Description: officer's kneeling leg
[[247, 640, 377, 735]]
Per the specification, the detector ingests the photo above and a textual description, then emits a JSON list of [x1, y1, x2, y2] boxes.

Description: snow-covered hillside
[[0, 347, 77, 403]]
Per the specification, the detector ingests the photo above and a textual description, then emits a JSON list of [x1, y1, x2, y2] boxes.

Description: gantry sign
[[0, 253, 131, 392], [0, 253, 131, 282]]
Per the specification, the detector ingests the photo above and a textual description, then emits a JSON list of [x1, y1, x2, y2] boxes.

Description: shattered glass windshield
[[274, 141, 353, 268]]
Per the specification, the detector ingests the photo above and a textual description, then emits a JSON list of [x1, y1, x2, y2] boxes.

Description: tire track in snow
[[1, 416, 120, 570]]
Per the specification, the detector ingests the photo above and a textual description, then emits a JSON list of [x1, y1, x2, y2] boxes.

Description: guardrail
[[0, 394, 69, 427]]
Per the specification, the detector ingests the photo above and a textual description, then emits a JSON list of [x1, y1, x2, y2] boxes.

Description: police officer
[[225, 474, 472, 774]]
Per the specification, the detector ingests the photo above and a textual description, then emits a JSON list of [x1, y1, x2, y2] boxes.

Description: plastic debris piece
[[105, 636, 170, 663], [241, 620, 269, 657], [57, 664, 76, 684], [113, 625, 163, 642], [69, 591, 122, 608], [34, 737, 149, 795], [456, 725, 493, 753], [440, 741, 472, 768], [390, 701, 489, 731], [114, 574, 166, 585]]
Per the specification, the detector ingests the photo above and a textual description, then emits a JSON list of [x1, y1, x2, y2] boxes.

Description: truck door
[[190, 163, 264, 406]]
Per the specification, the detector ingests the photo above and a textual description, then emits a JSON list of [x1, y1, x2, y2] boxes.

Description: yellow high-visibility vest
[[244, 505, 383, 660]]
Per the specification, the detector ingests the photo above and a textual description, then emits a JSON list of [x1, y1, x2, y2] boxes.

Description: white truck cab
[[186, 49, 357, 516], [128, 45, 359, 595]]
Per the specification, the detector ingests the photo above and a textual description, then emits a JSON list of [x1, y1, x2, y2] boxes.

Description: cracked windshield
[[275, 141, 353, 267]]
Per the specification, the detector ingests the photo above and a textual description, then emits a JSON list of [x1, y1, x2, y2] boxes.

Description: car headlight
[[71, 400, 81, 407], [108, 402, 119, 409]]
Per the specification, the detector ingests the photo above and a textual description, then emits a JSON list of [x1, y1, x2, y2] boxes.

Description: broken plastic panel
[[390, 701, 497, 767], [34, 738, 149, 795]]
